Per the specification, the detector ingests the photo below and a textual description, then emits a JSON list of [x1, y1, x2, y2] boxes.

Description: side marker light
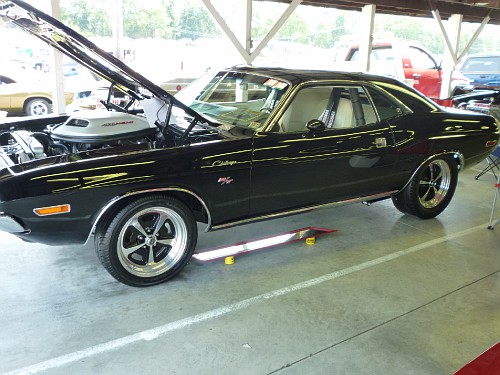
[[34, 204, 71, 216]]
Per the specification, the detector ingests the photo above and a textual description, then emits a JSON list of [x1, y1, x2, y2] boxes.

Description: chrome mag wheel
[[392, 155, 458, 219], [95, 196, 197, 287], [417, 159, 452, 209], [117, 206, 188, 278]]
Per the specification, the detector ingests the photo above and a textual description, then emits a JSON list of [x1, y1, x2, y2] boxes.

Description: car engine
[[0, 111, 159, 166]]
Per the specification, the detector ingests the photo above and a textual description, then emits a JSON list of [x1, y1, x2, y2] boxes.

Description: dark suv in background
[[460, 54, 500, 89]]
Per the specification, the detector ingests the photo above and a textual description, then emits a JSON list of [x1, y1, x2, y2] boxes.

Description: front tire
[[95, 196, 197, 287], [392, 155, 458, 219]]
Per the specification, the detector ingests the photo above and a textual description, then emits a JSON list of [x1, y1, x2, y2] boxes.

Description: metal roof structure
[[201, 0, 500, 99], [21, 0, 500, 113], [265, 0, 500, 25]]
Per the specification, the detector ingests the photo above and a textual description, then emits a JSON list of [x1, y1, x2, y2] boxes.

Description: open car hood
[[0, 0, 203, 120]]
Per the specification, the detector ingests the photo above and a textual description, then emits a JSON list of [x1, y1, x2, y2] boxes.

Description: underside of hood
[[0, 0, 202, 119]]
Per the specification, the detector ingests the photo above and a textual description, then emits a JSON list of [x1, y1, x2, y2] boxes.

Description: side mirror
[[306, 119, 326, 132]]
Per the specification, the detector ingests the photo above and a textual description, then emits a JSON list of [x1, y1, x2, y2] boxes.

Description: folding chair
[[475, 145, 500, 180]]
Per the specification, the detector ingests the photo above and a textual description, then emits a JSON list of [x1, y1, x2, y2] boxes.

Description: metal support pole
[[249, 0, 302, 62], [202, 0, 301, 65], [440, 14, 462, 99], [358, 4, 375, 72], [457, 12, 491, 62], [202, 0, 251, 64], [488, 171, 500, 230], [245, 0, 252, 52], [431, 8, 458, 67], [50, 0, 65, 114], [112, 0, 124, 61]]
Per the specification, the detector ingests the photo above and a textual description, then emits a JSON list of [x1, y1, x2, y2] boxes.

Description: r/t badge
[[218, 177, 233, 185]]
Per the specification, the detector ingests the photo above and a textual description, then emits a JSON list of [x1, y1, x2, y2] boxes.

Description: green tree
[[374, 14, 443, 54], [308, 14, 346, 49], [123, 0, 175, 39], [61, 0, 111, 37], [276, 13, 308, 44], [176, 3, 220, 40]]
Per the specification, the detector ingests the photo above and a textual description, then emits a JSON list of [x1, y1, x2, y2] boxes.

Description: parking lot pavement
[[1, 166, 499, 375]]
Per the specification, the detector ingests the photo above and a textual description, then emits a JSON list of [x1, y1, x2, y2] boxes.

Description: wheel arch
[[23, 95, 52, 107], [398, 150, 464, 194], [86, 187, 213, 245]]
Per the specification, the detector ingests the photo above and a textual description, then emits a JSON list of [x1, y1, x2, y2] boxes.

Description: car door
[[250, 84, 401, 216], [404, 46, 442, 98], [0, 75, 14, 111]]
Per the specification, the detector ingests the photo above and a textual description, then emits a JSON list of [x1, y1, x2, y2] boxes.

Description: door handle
[[375, 137, 387, 148], [413, 73, 422, 79]]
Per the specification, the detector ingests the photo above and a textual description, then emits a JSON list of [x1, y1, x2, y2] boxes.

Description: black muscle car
[[0, 1, 499, 286]]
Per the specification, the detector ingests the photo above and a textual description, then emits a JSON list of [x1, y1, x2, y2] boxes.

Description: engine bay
[[0, 111, 156, 166], [0, 108, 220, 168]]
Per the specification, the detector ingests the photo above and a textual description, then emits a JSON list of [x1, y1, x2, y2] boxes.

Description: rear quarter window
[[365, 86, 406, 120], [373, 82, 436, 113]]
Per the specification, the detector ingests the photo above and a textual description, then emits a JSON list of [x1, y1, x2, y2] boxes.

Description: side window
[[365, 87, 404, 120], [278, 86, 332, 133], [374, 83, 435, 113], [324, 86, 378, 128], [277, 85, 378, 133], [408, 47, 437, 70]]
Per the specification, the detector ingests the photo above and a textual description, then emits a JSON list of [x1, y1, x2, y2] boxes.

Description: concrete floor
[[1, 164, 499, 375]]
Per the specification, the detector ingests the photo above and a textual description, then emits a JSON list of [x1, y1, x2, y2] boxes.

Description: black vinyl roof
[[265, 0, 500, 25], [234, 65, 406, 86]]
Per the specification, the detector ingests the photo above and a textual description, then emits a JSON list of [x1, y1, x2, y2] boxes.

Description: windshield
[[182, 71, 290, 129]]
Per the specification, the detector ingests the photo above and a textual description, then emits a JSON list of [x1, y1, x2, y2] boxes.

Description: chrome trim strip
[[210, 191, 397, 231], [85, 187, 212, 245]]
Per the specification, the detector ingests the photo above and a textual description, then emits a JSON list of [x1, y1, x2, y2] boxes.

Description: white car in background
[[67, 79, 131, 112]]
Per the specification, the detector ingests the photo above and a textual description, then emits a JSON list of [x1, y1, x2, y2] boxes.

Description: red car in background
[[339, 41, 472, 100]]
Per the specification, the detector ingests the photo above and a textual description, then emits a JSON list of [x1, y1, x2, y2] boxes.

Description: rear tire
[[95, 196, 197, 287], [392, 155, 458, 219]]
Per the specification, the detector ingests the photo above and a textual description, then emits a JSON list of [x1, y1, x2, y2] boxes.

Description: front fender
[[87, 186, 213, 245]]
